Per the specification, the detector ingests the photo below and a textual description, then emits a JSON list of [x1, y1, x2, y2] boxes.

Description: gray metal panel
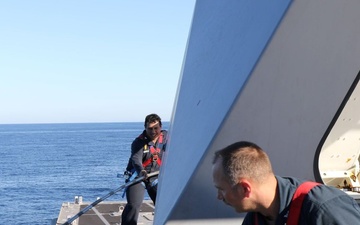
[[155, 0, 291, 224], [218, 0, 360, 181], [155, 0, 360, 224]]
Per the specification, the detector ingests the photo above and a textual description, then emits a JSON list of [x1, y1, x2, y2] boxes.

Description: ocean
[[0, 122, 168, 225]]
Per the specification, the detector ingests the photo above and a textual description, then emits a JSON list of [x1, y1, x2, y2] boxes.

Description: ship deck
[[55, 200, 154, 225], [54, 192, 360, 225]]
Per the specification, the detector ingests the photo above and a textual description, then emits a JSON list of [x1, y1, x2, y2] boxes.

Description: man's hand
[[139, 170, 148, 180], [123, 171, 132, 183]]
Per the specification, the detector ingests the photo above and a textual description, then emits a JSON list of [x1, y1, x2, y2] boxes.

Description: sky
[[0, 1, 196, 124]]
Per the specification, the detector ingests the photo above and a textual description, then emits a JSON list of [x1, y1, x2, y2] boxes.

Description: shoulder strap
[[287, 181, 320, 225]]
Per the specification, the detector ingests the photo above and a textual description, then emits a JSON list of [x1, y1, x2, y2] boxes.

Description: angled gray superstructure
[[155, 0, 360, 224]]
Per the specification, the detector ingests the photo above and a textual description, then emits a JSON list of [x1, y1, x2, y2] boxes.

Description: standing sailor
[[121, 113, 167, 225]]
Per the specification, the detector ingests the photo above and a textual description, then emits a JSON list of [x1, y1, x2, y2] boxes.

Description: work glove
[[139, 170, 149, 180]]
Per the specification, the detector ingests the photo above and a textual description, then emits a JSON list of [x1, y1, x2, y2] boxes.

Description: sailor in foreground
[[121, 113, 167, 225], [212, 141, 360, 225]]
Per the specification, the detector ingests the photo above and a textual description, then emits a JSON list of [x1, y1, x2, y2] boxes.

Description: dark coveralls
[[242, 176, 360, 225], [121, 130, 167, 225]]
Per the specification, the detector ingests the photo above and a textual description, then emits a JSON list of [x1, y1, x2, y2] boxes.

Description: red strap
[[142, 158, 152, 168], [287, 182, 320, 225], [142, 157, 162, 168], [155, 157, 162, 166]]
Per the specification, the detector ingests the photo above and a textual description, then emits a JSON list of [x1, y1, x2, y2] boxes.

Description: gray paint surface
[[155, 0, 360, 224]]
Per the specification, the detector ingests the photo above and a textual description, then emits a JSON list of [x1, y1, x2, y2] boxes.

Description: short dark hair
[[213, 141, 273, 184], [144, 113, 162, 127]]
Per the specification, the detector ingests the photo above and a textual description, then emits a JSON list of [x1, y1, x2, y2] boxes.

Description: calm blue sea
[[0, 122, 168, 225]]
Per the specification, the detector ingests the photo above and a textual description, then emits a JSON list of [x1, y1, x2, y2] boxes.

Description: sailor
[[212, 141, 360, 225], [121, 113, 167, 225]]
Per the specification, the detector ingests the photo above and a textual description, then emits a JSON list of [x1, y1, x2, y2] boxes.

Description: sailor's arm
[[130, 139, 145, 175]]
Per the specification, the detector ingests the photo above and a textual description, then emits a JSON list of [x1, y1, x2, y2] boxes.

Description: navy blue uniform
[[121, 130, 167, 225], [243, 176, 360, 225]]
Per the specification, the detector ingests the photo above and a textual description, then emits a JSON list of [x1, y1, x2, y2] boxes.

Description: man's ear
[[238, 180, 251, 197]]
